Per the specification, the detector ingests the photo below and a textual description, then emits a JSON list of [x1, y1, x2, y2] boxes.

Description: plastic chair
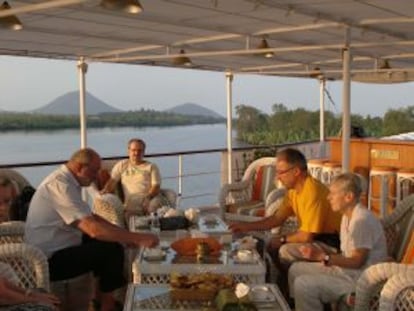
[[218, 157, 281, 219], [321, 161, 342, 185], [308, 158, 327, 182], [396, 168, 414, 204], [368, 166, 397, 217]]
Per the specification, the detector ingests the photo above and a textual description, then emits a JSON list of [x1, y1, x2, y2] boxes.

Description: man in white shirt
[[25, 148, 159, 311], [288, 173, 387, 311], [102, 138, 163, 215]]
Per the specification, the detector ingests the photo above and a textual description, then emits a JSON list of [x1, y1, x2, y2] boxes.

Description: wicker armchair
[[93, 193, 126, 228], [0, 221, 25, 244], [220, 157, 283, 219], [354, 263, 414, 311], [0, 243, 49, 291], [341, 194, 414, 311], [378, 265, 414, 311]]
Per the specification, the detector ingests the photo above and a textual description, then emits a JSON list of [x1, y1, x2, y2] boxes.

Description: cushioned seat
[[219, 157, 283, 219]]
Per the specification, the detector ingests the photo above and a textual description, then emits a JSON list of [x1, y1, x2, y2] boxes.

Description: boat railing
[[0, 140, 326, 208]]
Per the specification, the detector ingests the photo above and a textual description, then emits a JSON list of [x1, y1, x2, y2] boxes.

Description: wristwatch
[[279, 235, 287, 244], [323, 254, 331, 265]]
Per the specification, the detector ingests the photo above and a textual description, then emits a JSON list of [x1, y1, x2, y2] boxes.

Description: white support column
[[225, 71, 234, 184], [77, 57, 88, 148], [342, 28, 351, 173], [319, 77, 326, 157]]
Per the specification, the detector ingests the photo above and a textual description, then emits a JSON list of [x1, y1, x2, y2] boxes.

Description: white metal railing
[[0, 140, 325, 208]]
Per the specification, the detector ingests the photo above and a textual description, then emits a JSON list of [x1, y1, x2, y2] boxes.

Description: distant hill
[[165, 103, 224, 119], [32, 91, 123, 115]]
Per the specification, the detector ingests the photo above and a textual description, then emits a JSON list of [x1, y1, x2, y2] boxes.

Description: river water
[[0, 124, 248, 207]]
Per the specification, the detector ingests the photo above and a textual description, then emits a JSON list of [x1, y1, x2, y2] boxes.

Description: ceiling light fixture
[[257, 38, 274, 58], [379, 59, 391, 70], [172, 49, 192, 66], [0, 1, 23, 30], [100, 0, 143, 14]]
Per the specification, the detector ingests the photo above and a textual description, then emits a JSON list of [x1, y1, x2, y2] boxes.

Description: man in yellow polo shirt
[[230, 148, 341, 296]]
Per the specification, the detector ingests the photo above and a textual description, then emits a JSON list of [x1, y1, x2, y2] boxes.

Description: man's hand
[[128, 232, 159, 248], [299, 244, 325, 261]]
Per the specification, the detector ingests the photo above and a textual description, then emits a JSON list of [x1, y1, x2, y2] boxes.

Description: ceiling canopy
[[2, 0, 414, 82]]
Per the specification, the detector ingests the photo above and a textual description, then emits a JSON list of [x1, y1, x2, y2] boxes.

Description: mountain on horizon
[[32, 91, 123, 115], [165, 103, 224, 119]]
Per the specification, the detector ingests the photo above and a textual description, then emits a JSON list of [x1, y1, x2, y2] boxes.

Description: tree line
[[235, 103, 414, 145], [0, 109, 225, 131]]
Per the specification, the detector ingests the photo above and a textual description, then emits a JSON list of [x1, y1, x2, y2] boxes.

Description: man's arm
[[100, 177, 117, 194], [229, 201, 293, 233], [229, 215, 281, 233], [300, 245, 369, 269], [75, 214, 159, 248]]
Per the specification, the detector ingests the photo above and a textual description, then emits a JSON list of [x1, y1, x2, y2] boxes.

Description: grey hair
[[69, 148, 100, 165], [332, 173, 363, 201]]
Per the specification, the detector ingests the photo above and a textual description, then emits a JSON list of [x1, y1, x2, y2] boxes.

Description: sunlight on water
[[0, 124, 247, 207]]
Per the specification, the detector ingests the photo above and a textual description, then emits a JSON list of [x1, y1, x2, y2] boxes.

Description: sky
[[1, 55, 414, 118]]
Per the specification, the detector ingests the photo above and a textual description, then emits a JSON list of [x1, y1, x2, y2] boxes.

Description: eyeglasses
[[276, 166, 296, 175]]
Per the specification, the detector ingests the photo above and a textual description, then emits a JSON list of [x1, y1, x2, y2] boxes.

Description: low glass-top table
[[123, 283, 291, 311]]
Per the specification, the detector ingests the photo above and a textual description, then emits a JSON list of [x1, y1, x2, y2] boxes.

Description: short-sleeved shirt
[[24, 165, 91, 258], [111, 160, 161, 201], [277, 175, 341, 234], [341, 203, 387, 268]]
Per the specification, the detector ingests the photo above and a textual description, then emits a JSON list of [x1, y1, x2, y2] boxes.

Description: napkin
[[184, 207, 200, 222], [163, 208, 179, 218]]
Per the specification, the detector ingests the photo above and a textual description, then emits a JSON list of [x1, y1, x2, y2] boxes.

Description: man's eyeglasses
[[276, 166, 296, 175]]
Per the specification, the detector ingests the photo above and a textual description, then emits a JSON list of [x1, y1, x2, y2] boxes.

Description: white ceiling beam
[[0, 0, 90, 17], [92, 40, 414, 63]]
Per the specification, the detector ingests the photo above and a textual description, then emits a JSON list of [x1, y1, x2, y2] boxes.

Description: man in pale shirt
[[102, 138, 164, 215], [289, 173, 387, 311], [25, 148, 159, 311]]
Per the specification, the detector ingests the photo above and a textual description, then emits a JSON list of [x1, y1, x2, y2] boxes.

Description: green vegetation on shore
[[0, 109, 225, 131], [235, 104, 414, 145]]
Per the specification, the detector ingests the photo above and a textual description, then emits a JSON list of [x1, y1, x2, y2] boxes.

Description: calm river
[[0, 124, 248, 207]]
